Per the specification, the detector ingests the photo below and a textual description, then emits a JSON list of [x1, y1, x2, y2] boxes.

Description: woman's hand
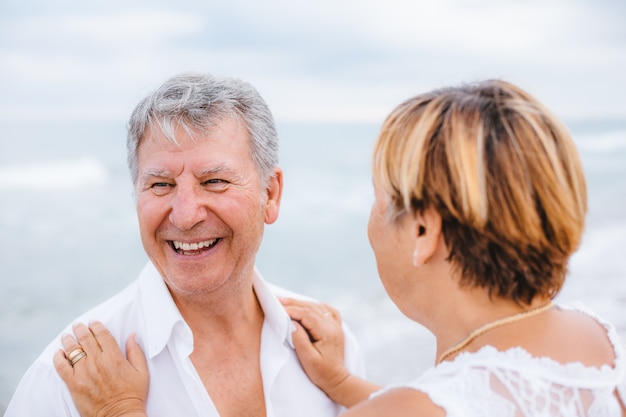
[[280, 297, 350, 392], [53, 321, 149, 417], [280, 297, 380, 407]]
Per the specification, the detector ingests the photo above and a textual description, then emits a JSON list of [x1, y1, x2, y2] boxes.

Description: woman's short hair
[[373, 79, 587, 304]]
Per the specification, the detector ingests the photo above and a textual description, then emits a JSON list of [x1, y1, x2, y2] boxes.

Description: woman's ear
[[412, 207, 442, 267]]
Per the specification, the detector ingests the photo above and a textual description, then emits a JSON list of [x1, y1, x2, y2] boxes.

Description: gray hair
[[126, 72, 279, 186]]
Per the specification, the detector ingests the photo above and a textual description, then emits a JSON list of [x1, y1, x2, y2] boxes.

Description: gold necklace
[[436, 301, 554, 364]]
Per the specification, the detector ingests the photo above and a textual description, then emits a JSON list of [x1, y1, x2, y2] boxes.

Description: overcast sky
[[1, 0, 625, 125]]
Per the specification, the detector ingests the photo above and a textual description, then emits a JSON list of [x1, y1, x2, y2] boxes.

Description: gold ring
[[70, 351, 87, 366], [67, 348, 85, 363]]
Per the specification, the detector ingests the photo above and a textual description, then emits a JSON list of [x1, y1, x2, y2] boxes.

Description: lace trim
[[374, 302, 626, 417], [376, 301, 626, 415], [429, 301, 625, 386]]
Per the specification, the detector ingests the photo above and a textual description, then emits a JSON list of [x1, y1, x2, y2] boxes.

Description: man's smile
[[169, 238, 221, 255]]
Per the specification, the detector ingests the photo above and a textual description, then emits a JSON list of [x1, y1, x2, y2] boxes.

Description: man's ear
[[264, 167, 283, 224], [412, 207, 442, 267]]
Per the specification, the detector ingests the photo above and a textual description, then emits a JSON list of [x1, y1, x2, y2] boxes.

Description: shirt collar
[[137, 262, 296, 359], [252, 267, 296, 349], [137, 262, 190, 359]]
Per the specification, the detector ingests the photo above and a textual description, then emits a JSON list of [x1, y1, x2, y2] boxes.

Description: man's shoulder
[[4, 280, 143, 416]]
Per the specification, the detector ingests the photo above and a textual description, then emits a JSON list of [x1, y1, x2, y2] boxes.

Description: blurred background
[[1, 0, 625, 412]]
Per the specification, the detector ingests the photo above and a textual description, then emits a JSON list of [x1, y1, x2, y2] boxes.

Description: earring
[[412, 248, 419, 267]]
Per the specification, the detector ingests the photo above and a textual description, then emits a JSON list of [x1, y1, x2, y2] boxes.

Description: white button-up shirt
[[5, 262, 365, 417]]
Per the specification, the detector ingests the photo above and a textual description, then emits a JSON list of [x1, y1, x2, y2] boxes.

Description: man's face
[[134, 118, 282, 298]]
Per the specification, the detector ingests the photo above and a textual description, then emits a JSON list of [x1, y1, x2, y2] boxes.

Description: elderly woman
[[55, 80, 626, 416]]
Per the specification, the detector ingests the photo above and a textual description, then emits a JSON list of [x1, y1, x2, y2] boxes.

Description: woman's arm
[[280, 297, 381, 407], [53, 321, 150, 417]]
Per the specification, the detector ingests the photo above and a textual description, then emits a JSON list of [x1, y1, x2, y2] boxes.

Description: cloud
[[3, 10, 203, 46], [0, 0, 624, 124], [0, 11, 203, 80]]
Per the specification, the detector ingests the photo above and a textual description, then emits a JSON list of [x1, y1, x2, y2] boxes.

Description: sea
[[1, 119, 625, 411]]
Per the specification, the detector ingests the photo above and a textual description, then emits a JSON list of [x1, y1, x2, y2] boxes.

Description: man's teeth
[[172, 239, 217, 251]]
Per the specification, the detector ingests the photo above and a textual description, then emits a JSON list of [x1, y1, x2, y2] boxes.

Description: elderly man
[[5, 72, 364, 417]]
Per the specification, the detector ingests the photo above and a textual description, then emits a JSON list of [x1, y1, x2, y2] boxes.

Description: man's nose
[[168, 185, 207, 230]]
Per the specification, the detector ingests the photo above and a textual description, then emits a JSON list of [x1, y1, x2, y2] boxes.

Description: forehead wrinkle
[[198, 165, 245, 182], [141, 168, 175, 180], [198, 165, 232, 176]]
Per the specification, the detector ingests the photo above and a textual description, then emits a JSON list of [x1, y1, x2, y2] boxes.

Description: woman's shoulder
[[557, 300, 621, 340], [551, 301, 624, 368], [465, 300, 622, 372], [446, 301, 624, 382], [384, 302, 626, 416]]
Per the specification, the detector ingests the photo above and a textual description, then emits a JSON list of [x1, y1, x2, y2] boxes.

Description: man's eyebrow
[[141, 169, 174, 181], [140, 166, 241, 181], [144, 169, 173, 177], [198, 166, 237, 177]]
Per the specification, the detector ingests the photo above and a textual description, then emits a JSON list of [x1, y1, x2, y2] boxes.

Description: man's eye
[[150, 183, 173, 195], [203, 179, 227, 185], [203, 179, 229, 190]]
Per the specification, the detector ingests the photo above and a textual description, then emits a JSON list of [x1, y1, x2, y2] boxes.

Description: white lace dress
[[384, 302, 626, 416]]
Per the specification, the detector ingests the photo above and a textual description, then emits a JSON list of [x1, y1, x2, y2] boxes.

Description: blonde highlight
[[372, 80, 587, 303]]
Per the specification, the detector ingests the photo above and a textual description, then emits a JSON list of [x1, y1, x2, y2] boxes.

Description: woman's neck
[[427, 285, 551, 363]]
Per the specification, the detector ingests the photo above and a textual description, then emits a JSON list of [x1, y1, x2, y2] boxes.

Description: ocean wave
[[0, 158, 108, 190]]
